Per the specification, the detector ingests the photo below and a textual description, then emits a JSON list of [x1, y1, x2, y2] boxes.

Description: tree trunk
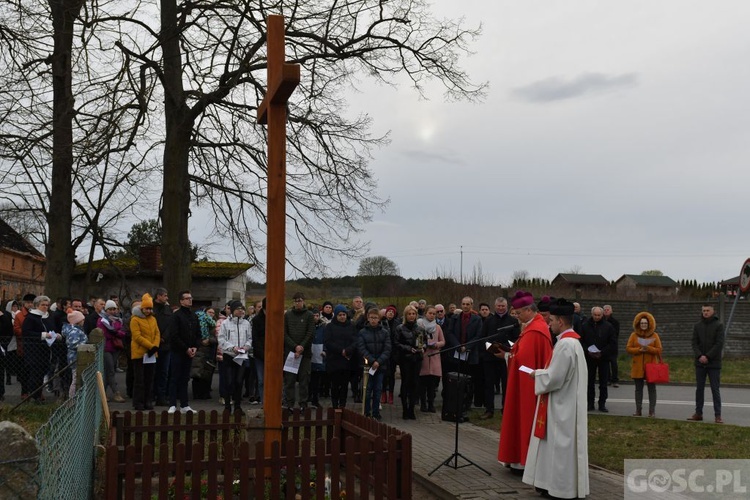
[[160, 0, 193, 294], [45, 0, 84, 298]]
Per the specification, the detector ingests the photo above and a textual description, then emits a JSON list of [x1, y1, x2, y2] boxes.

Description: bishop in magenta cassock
[[497, 291, 553, 474], [523, 298, 590, 499]]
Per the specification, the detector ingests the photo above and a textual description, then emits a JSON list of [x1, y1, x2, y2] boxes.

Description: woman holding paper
[[218, 301, 252, 413], [21, 295, 54, 403], [395, 305, 425, 420], [130, 294, 160, 411], [626, 312, 663, 417]]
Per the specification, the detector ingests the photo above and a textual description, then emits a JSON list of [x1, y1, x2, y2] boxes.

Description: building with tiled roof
[[71, 246, 252, 308], [0, 217, 45, 302], [615, 274, 678, 297]]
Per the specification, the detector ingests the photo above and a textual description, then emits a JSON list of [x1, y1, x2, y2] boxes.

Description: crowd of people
[[0, 287, 727, 499]]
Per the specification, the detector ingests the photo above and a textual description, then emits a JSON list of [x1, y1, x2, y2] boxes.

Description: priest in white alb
[[523, 298, 589, 499]]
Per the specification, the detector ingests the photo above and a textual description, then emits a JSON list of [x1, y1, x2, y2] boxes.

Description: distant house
[[719, 276, 740, 296], [0, 217, 46, 303], [551, 273, 610, 292], [615, 274, 678, 297], [70, 246, 252, 309]]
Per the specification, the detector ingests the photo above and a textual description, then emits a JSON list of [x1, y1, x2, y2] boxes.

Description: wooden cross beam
[[256, 14, 300, 452]]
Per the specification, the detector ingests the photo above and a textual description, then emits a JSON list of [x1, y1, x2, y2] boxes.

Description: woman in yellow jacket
[[626, 312, 663, 417], [130, 293, 160, 411]]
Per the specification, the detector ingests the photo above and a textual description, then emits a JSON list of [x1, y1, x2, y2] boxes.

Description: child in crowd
[[308, 309, 326, 408], [356, 308, 392, 421], [63, 309, 88, 398]]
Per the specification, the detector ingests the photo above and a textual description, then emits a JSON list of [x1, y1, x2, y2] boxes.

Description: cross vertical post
[[256, 14, 300, 454]]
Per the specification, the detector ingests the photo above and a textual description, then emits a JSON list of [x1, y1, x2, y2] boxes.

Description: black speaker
[[441, 372, 472, 422]]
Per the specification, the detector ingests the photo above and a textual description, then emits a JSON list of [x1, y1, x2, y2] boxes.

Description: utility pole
[[460, 245, 463, 284]]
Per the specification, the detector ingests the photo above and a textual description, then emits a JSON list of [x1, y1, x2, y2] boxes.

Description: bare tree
[[109, 0, 484, 292], [512, 269, 530, 282], [0, 0, 153, 297], [0, 202, 45, 252], [2, 0, 484, 297], [563, 265, 583, 274]]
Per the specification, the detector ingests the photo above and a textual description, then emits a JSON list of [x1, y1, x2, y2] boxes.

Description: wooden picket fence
[[104, 407, 411, 499]]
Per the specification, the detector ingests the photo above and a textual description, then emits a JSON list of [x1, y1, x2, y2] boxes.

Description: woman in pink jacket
[[418, 305, 445, 413]]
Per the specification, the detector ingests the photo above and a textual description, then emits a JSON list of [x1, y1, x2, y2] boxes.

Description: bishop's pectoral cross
[[256, 14, 300, 453]]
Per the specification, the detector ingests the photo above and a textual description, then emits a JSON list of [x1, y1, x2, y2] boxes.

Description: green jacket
[[692, 315, 724, 369], [284, 307, 315, 356]]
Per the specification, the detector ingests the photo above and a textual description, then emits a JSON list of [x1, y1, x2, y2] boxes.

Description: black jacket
[[447, 312, 483, 365], [0, 310, 13, 347], [356, 324, 391, 367], [480, 312, 520, 361], [323, 319, 359, 372], [84, 310, 99, 335], [395, 321, 425, 363], [22, 310, 55, 353], [692, 315, 724, 369], [580, 318, 617, 361], [169, 306, 200, 353], [251, 310, 265, 360], [154, 301, 173, 348]]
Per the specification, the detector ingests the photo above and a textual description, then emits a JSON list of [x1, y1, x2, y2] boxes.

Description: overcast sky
[[194, 1, 750, 285], [314, 0, 750, 285]]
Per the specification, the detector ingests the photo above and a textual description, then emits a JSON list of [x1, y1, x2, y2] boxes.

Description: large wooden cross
[[256, 14, 300, 451]]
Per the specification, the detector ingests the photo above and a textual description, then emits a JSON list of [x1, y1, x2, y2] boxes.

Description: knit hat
[[104, 300, 118, 310], [322, 300, 333, 309], [333, 304, 348, 316], [510, 291, 534, 309], [229, 300, 245, 313], [385, 306, 398, 317], [141, 293, 154, 309], [67, 309, 85, 325]]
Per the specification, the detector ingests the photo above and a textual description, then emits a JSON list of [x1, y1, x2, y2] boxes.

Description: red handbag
[[644, 355, 669, 384]]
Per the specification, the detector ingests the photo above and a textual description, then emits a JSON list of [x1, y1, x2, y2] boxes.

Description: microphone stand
[[427, 325, 516, 477]]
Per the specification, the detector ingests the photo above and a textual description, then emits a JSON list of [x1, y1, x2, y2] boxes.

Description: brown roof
[[552, 273, 609, 286], [615, 274, 678, 287], [0, 217, 44, 259]]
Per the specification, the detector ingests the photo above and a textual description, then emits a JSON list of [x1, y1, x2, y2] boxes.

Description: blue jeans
[[254, 358, 264, 403], [695, 366, 721, 416], [154, 349, 171, 402], [168, 352, 192, 408], [364, 369, 384, 417]]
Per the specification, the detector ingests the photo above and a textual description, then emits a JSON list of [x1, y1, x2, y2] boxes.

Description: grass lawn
[[617, 355, 749, 384], [470, 408, 750, 475], [586, 414, 750, 473], [0, 401, 62, 435]]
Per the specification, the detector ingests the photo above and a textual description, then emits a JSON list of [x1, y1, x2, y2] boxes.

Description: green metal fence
[[35, 343, 104, 500]]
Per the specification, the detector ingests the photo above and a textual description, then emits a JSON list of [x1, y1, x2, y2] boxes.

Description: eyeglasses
[[436, 310, 444, 313]]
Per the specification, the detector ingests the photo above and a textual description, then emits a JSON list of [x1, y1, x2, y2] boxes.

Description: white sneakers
[[168, 405, 196, 414]]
